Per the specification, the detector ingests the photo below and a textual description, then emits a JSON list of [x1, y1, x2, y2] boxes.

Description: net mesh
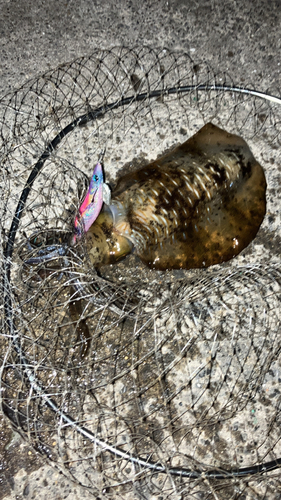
[[1, 45, 281, 499]]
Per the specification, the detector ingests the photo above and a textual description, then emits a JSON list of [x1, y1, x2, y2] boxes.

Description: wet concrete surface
[[0, 0, 281, 498]]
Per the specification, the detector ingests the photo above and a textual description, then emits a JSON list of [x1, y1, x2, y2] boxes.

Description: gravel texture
[[0, 1, 280, 499]]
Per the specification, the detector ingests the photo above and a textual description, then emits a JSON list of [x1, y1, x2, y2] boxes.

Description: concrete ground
[[0, 0, 281, 499]]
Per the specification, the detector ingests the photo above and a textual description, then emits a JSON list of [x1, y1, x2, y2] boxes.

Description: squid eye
[[93, 175, 99, 182]]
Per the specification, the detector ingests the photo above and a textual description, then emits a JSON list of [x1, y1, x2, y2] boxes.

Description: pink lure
[[73, 162, 104, 243]]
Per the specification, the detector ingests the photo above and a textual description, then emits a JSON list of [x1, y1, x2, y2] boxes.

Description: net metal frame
[[1, 46, 281, 499]]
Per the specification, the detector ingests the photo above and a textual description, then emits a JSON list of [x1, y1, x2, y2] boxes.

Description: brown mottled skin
[[86, 123, 266, 270]]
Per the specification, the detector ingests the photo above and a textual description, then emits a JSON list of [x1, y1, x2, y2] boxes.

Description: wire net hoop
[[1, 46, 281, 499]]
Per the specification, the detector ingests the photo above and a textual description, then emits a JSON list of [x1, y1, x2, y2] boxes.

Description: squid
[[27, 123, 266, 271], [83, 123, 266, 270]]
